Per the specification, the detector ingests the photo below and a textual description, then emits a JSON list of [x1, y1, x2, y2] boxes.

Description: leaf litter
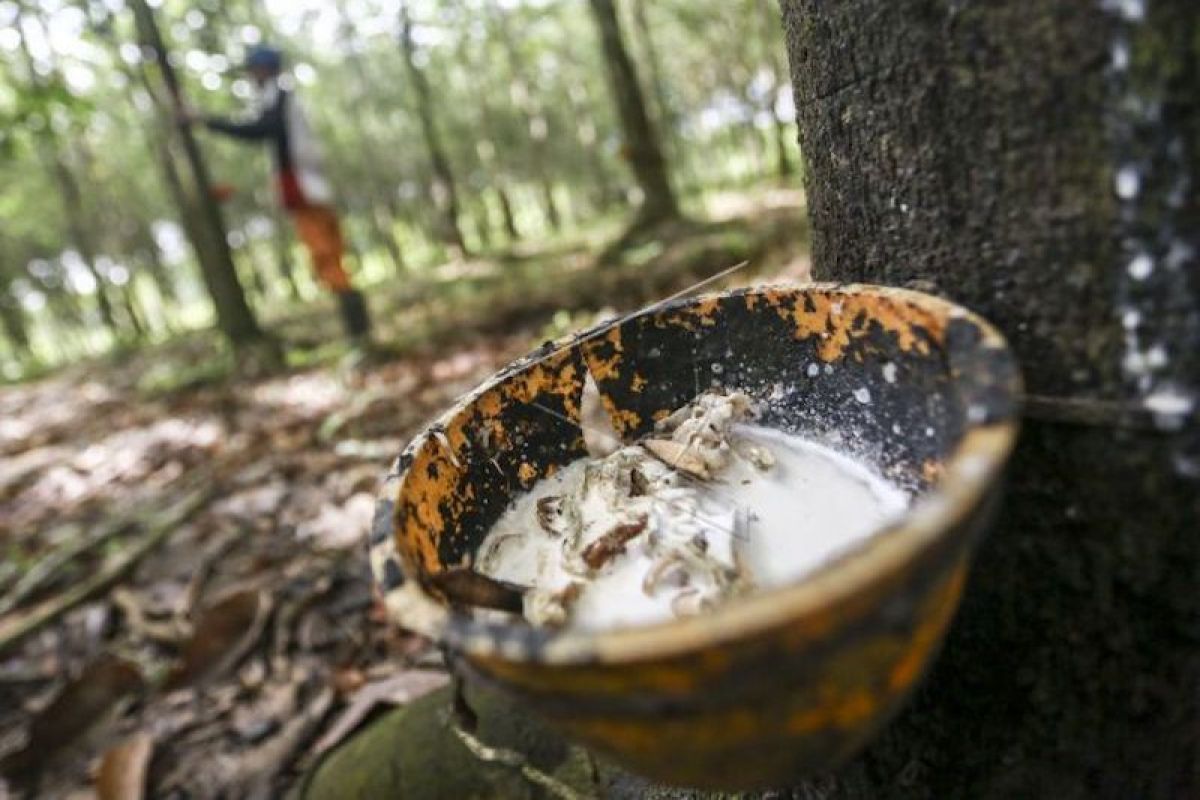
[[0, 334, 527, 798], [0, 243, 803, 797]]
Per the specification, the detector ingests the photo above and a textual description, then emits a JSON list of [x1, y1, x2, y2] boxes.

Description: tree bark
[[781, 1, 1200, 796], [45, 147, 119, 335], [489, 1, 565, 234], [758, 0, 794, 179], [630, 0, 677, 152], [0, 237, 30, 356], [335, 0, 408, 274], [131, 0, 265, 347], [399, 3, 467, 255], [0, 295, 29, 357], [270, 210, 304, 301], [13, 13, 119, 337], [587, 0, 679, 228], [116, 282, 146, 340], [494, 185, 521, 242]]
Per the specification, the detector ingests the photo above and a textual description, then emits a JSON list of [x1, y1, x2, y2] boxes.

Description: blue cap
[[244, 45, 283, 73]]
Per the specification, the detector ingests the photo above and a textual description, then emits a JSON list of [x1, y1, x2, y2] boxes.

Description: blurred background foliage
[[0, 0, 798, 380]]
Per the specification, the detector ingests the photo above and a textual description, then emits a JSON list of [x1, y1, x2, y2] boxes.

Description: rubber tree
[[489, 1, 563, 232], [130, 0, 265, 347], [756, 0, 794, 179], [13, 10, 120, 338], [399, 2, 468, 255], [587, 0, 679, 229], [779, 0, 1199, 796], [332, 0, 407, 274], [0, 235, 31, 358]]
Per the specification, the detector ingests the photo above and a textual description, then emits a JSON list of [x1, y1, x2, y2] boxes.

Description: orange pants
[[291, 205, 351, 292]]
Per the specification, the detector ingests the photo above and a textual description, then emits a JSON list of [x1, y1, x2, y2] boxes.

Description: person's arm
[[201, 93, 284, 141], [203, 106, 282, 141]]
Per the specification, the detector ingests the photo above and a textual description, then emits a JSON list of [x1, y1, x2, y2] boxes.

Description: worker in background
[[180, 45, 372, 341]]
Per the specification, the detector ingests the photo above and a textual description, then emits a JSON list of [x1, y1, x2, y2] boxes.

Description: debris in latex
[[477, 390, 762, 627], [477, 389, 909, 631], [426, 567, 525, 613], [581, 514, 649, 570]]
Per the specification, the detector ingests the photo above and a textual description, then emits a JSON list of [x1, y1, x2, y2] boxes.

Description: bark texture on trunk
[[782, 1, 1199, 796], [400, 4, 467, 254], [588, 0, 679, 227], [494, 185, 521, 241], [14, 13, 119, 336], [132, 0, 264, 347], [0, 237, 29, 355]]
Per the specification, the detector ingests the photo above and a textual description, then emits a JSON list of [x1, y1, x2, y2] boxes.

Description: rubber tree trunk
[[0, 295, 29, 357], [494, 185, 521, 242], [587, 0, 679, 228], [45, 148, 119, 336], [131, 0, 264, 347], [781, 1, 1200, 796], [133, 219, 182, 313], [116, 282, 146, 340], [335, 0, 407, 274], [0, 238, 30, 356], [489, 2, 563, 233], [399, 3, 467, 255], [630, 0, 678, 152], [452, 12, 522, 245], [13, 15, 119, 337], [758, 0, 794, 180], [270, 209, 303, 301]]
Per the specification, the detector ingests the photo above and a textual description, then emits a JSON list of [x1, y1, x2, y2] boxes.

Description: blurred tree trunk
[[399, 3, 467, 255], [780, 1, 1200, 796], [371, 203, 407, 273], [489, 2, 563, 233], [241, 240, 271, 303], [630, 0, 678, 153], [333, 3, 407, 274], [116, 283, 146, 340], [131, 0, 265, 348], [44, 147, 119, 335], [587, 0, 679, 228], [133, 219, 182, 312], [758, 0, 794, 179], [0, 296, 29, 357], [493, 186, 521, 242], [566, 87, 620, 212], [452, 11, 522, 246], [141, 104, 225, 306], [13, 14, 119, 337], [539, 182, 562, 231], [0, 238, 30, 357], [769, 101, 794, 180], [270, 210, 303, 301], [471, 201, 493, 250]]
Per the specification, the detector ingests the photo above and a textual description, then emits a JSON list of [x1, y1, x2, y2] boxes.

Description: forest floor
[[0, 188, 809, 799]]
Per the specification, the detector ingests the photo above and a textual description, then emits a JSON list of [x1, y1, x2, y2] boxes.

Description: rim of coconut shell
[[368, 282, 1022, 665]]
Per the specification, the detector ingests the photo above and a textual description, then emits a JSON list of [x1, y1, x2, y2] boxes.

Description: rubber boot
[[337, 289, 372, 340]]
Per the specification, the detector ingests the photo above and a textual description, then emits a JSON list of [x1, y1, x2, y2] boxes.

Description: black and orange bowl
[[369, 283, 1021, 789]]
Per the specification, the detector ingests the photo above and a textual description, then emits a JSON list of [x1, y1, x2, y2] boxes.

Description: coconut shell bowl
[[368, 283, 1021, 789]]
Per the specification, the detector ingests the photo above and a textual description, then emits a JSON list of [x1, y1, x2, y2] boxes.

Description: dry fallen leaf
[[166, 589, 271, 690], [331, 667, 367, 695], [0, 654, 143, 783], [643, 438, 712, 480], [95, 733, 153, 800]]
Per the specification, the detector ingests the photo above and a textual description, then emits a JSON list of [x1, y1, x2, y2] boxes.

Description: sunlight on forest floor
[[0, 189, 809, 797]]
